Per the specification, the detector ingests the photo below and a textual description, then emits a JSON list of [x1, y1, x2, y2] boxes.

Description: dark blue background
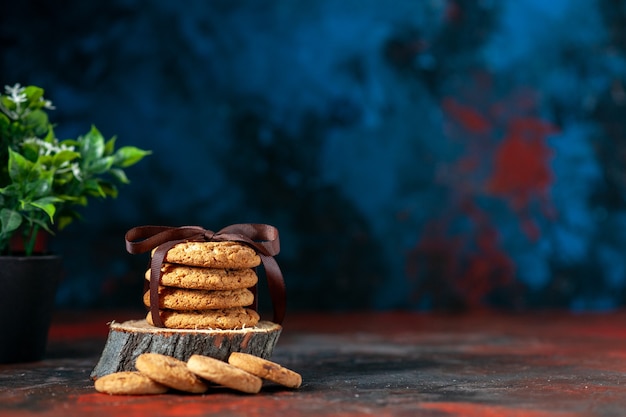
[[2, 0, 626, 313]]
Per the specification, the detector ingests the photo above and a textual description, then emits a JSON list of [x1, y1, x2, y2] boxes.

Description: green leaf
[[113, 146, 151, 168], [109, 168, 129, 184], [52, 149, 80, 167], [1, 96, 17, 113], [29, 217, 54, 234], [97, 181, 118, 198], [21, 142, 41, 162], [24, 160, 50, 184], [0, 183, 17, 197], [80, 125, 105, 163], [23, 109, 50, 137], [43, 126, 56, 142], [57, 215, 73, 230], [52, 172, 75, 186], [0, 112, 10, 127], [23, 86, 44, 104], [88, 155, 114, 175], [83, 178, 105, 197], [30, 197, 57, 222], [0, 208, 22, 235], [60, 138, 79, 147], [104, 135, 117, 156], [25, 178, 52, 198], [56, 194, 87, 206], [8, 148, 33, 182]]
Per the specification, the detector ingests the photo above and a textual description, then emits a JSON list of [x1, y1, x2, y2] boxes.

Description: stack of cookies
[[144, 241, 263, 330]]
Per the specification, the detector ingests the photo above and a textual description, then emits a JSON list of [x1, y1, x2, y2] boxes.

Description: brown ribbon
[[125, 224, 286, 327]]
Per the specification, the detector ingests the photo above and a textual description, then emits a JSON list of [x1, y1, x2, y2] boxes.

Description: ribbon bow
[[125, 224, 286, 327]]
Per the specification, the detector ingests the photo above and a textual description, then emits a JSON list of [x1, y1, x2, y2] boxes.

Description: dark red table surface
[[1, 309, 626, 417]]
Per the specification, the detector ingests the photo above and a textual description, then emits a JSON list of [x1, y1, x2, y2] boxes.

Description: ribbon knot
[[125, 224, 286, 327]]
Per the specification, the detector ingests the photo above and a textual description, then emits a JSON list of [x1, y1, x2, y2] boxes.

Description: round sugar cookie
[[228, 352, 302, 388], [187, 354, 262, 394], [135, 353, 208, 393], [143, 287, 254, 311], [146, 307, 260, 330], [94, 371, 169, 395], [153, 241, 261, 269], [145, 264, 258, 290]]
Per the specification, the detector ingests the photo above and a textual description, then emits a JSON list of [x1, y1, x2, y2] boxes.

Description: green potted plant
[[0, 83, 150, 363]]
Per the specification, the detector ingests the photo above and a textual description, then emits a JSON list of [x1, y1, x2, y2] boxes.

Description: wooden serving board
[[90, 320, 282, 380]]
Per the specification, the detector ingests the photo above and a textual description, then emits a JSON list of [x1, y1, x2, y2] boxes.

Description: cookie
[[143, 287, 254, 310], [187, 354, 262, 394], [228, 352, 302, 388], [94, 371, 169, 395], [154, 241, 261, 269], [146, 307, 260, 329], [135, 353, 208, 394], [146, 264, 258, 291]]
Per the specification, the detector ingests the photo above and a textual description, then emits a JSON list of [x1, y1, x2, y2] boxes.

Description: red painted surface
[[442, 98, 492, 134], [408, 84, 558, 309], [48, 322, 110, 340], [4, 311, 626, 417], [48, 310, 140, 341], [406, 199, 516, 309], [418, 402, 579, 417], [487, 117, 555, 214]]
